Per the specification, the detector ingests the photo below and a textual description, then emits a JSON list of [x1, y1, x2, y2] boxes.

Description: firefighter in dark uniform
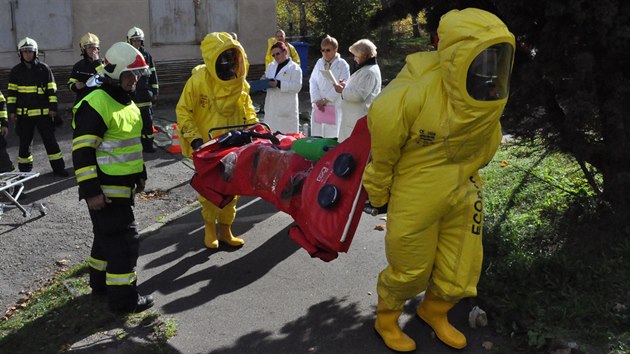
[[0, 90, 15, 173], [7, 37, 67, 176], [72, 42, 154, 313], [68, 32, 104, 105], [127, 27, 159, 153]]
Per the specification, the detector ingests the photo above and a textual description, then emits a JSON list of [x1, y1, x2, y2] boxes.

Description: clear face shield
[[466, 43, 514, 101], [215, 48, 242, 81]]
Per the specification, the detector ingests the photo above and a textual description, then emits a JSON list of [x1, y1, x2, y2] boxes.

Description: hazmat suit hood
[[199, 32, 251, 116], [437, 8, 515, 120]]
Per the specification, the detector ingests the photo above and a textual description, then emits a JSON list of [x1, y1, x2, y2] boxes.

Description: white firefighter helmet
[[79, 32, 100, 55], [100, 42, 149, 82], [17, 37, 38, 57], [127, 27, 145, 43]]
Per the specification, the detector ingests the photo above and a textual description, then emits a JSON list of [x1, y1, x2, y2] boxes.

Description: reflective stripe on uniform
[[101, 184, 132, 198], [96, 151, 143, 165], [75, 165, 98, 182], [72, 134, 102, 151], [47, 82, 57, 90], [16, 85, 38, 93], [16, 108, 50, 116], [99, 137, 141, 152], [135, 102, 152, 108], [48, 152, 63, 161], [106, 271, 137, 286], [17, 155, 33, 163], [88, 256, 107, 271], [7, 83, 18, 91]]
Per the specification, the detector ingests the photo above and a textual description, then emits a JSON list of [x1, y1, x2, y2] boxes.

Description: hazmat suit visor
[[466, 43, 513, 101], [215, 48, 244, 81]]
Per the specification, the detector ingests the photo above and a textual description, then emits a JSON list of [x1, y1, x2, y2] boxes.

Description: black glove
[[363, 201, 388, 216], [191, 138, 204, 150], [52, 115, 63, 127]]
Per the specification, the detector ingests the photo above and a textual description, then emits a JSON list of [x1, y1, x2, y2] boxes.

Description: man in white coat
[[334, 39, 382, 142], [264, 41, 302, 133], [309, 35, 350, 138]]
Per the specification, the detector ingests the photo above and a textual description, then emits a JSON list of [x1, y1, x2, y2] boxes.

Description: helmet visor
[[466, 43, 513, 101], [215, 48, 243, 81], [129, 68, 151, 78]]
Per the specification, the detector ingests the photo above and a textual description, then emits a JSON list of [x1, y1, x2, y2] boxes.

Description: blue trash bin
[[290, 41, 309, 76]]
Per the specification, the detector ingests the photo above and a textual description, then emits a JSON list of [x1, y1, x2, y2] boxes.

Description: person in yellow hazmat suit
[[176, 32, 258, 249], [362, 8, 515, 352]]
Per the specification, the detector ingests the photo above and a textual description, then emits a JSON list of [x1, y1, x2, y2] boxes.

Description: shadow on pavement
[[140, 223, 300, 314]]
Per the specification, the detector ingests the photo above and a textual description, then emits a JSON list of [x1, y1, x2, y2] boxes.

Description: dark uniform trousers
[[16, 114, 64, 172], [0, 134, 14, 172], [88, 204, 140, 309]]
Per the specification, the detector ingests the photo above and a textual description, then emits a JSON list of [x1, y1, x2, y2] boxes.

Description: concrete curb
[[138, 201, 201, 238]]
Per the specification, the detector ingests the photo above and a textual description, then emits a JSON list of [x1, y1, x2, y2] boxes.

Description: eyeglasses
[[320, 48, 332, 52], [271, 51, 283, 57]]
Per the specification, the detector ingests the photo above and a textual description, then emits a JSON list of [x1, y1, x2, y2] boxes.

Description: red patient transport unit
[[190, 117, 371, 261]]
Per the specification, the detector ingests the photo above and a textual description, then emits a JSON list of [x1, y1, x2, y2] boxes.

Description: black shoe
[[110, 295, 155, 314], [53, 169, 69, 177]]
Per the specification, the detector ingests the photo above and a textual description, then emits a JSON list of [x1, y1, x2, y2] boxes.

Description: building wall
[[0, 0, 276, 68]]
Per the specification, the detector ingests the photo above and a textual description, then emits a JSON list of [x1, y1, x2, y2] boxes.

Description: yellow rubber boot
[[416, 291, 467, 349], [204, 221, 219, 249], [217, 223, 245, 247], [374, 297, 416, 352]]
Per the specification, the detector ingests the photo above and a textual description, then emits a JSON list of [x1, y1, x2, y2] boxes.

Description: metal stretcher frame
[[0, 172, 48, 217]]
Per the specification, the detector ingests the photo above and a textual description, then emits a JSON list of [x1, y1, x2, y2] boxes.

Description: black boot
[[50, 159, 68, 177], [110, 294, 155, 314]]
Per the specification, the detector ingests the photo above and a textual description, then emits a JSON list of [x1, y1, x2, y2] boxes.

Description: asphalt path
[[132, 196, 500, 354]]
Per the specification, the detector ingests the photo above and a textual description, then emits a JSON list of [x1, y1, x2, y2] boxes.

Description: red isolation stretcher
[[190, 117, 371, 261]]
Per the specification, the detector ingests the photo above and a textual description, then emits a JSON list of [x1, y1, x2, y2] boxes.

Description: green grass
[[0, 264, 177, 354], [479, 139, 630, 353]]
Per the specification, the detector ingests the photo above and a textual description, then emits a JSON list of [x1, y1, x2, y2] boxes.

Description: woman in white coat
[[264, 41, 302, 133], [334, 39, 382, 142], [309, 35, 350, 138]]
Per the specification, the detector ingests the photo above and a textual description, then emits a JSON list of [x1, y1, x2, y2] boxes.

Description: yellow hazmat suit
[[363, 9, 514, 351], [176, 32, 258, 248]]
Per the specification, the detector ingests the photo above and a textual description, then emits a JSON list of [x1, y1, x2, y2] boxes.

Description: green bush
[[479, 140, 630, 352]]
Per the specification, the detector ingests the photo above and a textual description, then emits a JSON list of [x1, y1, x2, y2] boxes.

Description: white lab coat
[[338, 63, 382, 142], [263, 59, 302, 133], [309, 54, 350, 138]]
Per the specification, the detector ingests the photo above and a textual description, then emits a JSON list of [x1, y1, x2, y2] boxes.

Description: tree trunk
[[298, 1, 307, 40], [411, 14, 420, 38]]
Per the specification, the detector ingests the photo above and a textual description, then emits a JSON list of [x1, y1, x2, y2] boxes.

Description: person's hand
[[333, 80, 346, 94], [86, 194, 111, 211], [191, 138, 204, 150], [135, 178, 146, 194], [1, 126, 8, 137], [268, 79, 278, 88], [51, 111, 63, 127], [75, 82, 86, 90], [152, 95, 158, 104], [315, 99, 327, 111], [363, 201, 388, 216], [9, 113, 17, 123]]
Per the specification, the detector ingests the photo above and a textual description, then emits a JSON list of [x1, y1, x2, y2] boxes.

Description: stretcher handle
[[208, 122, 271, 139]]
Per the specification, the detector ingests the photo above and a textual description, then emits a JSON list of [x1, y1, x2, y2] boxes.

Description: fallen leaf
[[499, 161, 509, 167], [56, 259, 69, 266], [374, 224, 386, 231], [482, 341, 493, 350]]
